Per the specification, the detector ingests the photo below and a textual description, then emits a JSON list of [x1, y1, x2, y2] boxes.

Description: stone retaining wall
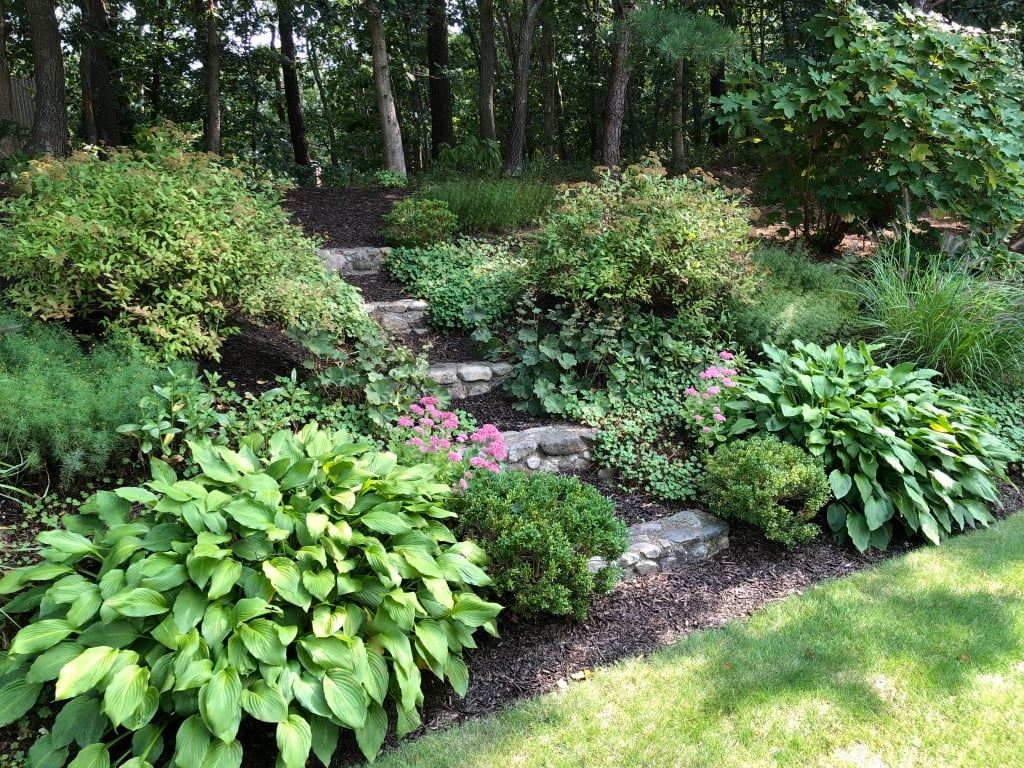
[[428, 361, 512, 399], [318, 247, 389, 276], [364, 299, 428, 335], [590, 510, 729, 579], [503, 425, 598, 474]]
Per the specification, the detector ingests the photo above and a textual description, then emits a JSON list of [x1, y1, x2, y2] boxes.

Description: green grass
[[418, 179, 557, 234], [375, 514, 1024, 767]]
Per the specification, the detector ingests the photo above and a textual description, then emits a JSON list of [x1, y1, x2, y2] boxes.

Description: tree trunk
[[308, 39, 339, 167], [540, 15, 556, 159], [148, 0, 166, 117], [506, 0, 543, 176], [278, 0, 310, 166], [400, 11, 426, 171], [477, 0, 497, 141], [601, 0, 635, 168], [426, 0, 453, 157], [78, 0, 121, 146], [0, 0, 16, 157], [199, 0, 221, 154], [709, 63, 727, 147], [587, 0, 602, 158], [366, 0, 406, 176], [672, 59, 689, 172], [26, 0, 70, 156]]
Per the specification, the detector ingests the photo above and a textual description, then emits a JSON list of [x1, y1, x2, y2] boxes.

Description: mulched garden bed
[[345, 272, 409, 303], [283, 186, 408, 248], [200, 318, 308, 397], [456, 390, 553, 432]]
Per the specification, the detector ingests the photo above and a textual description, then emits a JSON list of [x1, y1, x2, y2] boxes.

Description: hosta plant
[[730, 341, 1014, 551], [0, 424, 501, 766]]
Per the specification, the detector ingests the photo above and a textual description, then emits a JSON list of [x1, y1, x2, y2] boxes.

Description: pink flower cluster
[[393, 396, 506, 491], [683, 352, 741, 447]]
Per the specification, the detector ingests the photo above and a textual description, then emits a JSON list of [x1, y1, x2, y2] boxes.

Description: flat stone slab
[[429, 361, 513, 399], [503, 425, 598, 473], [365, 299, 428, 336], [319, 246, 390, 276], [589, 510, 729, 579]]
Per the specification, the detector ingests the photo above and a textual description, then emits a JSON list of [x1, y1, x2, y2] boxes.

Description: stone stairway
[[320, 245, 729, 574]]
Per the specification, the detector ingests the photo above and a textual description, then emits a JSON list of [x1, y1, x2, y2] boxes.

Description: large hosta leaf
[[104, 588, 168, 617], [276, 714, 312, 768], [198, 668, 242, 742], [103, 664, 149, 727], [0, 676, 43, 727], [322, 668, 368, 728], [55, 646, 120, 700], [10, 619, 76, 655], [240, 680, 288, 723], [173, 715, 211, 768], [68, 743, 110, 768]]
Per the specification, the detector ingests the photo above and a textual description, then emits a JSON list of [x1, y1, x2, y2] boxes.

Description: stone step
[[590, 510, 729, 579], [319, 246, 390, 276], [428, 361, 512, 399], [503, 425, 598, 474], [364, 299, 428, 336]]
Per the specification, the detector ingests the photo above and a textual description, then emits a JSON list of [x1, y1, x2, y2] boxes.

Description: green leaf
[[27, 733, 69, 768], [103, 664, 149, 728], [302, 570, 335, 602], [187, 442, 240, 484], [828, 470, 852, 500], [863, 496, 890, 531], [68, 744, 110, 768], [263, 558, 310, 610], [445, 654, 469, 697], [199, 667, 242, 742], [846, 513, 871, 552], [322, 668, 368, 729], [104, 588, 168, 617], [131, 724, 165, 764], [355, 701, 388, 762], [174, 588, 209, 633], [10, 619, 76, 656], [240, 680, 288, 723], [55, 646, 119, 700], [238, 620, 287, 665], [451, 594, 502, 628], [37, 530, 97, 556], [173, 715, 211, 768], [223, 498, 276, 531], [26, 642, 83, 683], [198, 740, 241, 768], [0, 676, 43, 727], [276, 714, 312, 768], [415, 619, 449, 667], [309, 715, 339, 768], [52, 696, 106, 748], [207, 559, 242, 601]]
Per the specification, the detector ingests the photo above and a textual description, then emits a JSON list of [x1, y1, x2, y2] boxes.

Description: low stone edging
[[318, 246, 389, 276], [590, 510, 729, 579], [364, 299, 428, 336], [503, 425, 598, 474], [429, 361, 512, 399]]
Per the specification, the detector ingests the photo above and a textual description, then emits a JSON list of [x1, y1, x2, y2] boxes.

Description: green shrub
[[851, 240, 1024, 388], [0, 424, 501, 765], [530, 158, 754, 310], [454, 470, 627, 620], [373, 169, 409, 188], [381, 198, 458, 247], [0, 126, 366, 360], [717, 2, 1024, 250], [419, 179, 556, 234], [704, 436, 830, 547], [731, 341, 1014, 551], [731, 246, 857, 350], [952, 385, 1024, 465], [435, 138, 502, 177], [0, 313, 161, 487], [385, 241, 532, 331]]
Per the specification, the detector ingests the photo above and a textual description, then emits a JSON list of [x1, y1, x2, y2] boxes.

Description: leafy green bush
[[0, 313, 161, 487], [385, 241, 532, 331], [373, 169, 408, 188], [435, 138, 502, 177], [717, 2, 1024, 250], [704, 436, 830, 547], [952, 385, 1024, 465], [530, 158, 754, 310], [731, 246, 857, 350], [0, 126, 366, 360], [381, 198, 458, 247], [851, 240, 1024, 388], [419, 179, 556, 234], [454, 470, 626, 619], [0, 424, 501, 765], [731, 341, 1014, 551]]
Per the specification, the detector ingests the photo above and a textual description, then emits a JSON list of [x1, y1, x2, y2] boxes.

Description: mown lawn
[[376, 515, 1024, 767]]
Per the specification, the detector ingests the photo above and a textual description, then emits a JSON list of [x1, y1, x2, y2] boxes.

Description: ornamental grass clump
[[0, 424, 502, 766], [731, 341, 1014, 551]]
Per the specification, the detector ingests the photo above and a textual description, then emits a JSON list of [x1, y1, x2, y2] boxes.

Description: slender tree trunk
[[278, 0, 310, 166], [587, 0, 602, 158], [477, 0, 497, 141], [400, 12, 426, 171], [0, 0, 16, 157], [506, 0, 543, 176], [690, 74, 702, 148], [308, 39, 339, 167], [149, 0, 166, 117], [426, 0, 453, 157], [540, 15, 556, 159], [601, 0, 635, 167], [199, 0, 221, 154], [78, 0, 121, 145], [366, 0, 406, 176], [26, 0, 70, 156], [269, 24, 285, 122], [709, 64, 726, 146], [672, 59, 689, 172]]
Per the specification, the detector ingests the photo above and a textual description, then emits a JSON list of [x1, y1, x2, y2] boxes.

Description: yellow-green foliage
[[0, 125, 366, 361]]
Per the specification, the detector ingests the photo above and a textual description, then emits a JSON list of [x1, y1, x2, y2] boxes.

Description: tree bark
[[540, 14, 556, 159], [505, 0, 544, 176], [199, 0, 221, 154], [0, 0, 16, 157], [278, 0, 311, 166], [477, 0, 497, 141], [26, 0, 70, 156], [426, 0, 453, 157], [308, 39, 339, 167], [709, 64, 727, 146], [587, 0, 602, 158], [672, 58, 689, 172], [148, 0, 166, 117], [78, 0, 121, 146], [366, 0, 406, 176], [601, 0, 635, 168]]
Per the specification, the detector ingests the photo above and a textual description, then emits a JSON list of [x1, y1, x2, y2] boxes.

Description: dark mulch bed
[[346, 272, 409, 303], [456, 390, 552, 432], [200, 318, 308, 396], [410, 330, 482, 363], [575, 467, 681, 526], [283, 186, 409, 248]]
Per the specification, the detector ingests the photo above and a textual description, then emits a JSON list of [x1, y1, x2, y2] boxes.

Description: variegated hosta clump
[[0, 424, 502, 767]]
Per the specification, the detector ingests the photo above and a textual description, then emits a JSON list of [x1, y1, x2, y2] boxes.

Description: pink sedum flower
[[703, 426, 713, 433], [706, 385, 721, 395], [397, 416, 414, 428], [719, 351, 735, 361], [447, 451, 463, 462], [684, 387, 699, 396], [409, 403, 425, 415], [714, 413, 726, 423]]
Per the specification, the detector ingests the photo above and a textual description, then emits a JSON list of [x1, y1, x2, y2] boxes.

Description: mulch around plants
[[345, 272, 410, 303], [199, 318, 308, 396], [283, 186, 409, 248], [455, 390, 553, 432]]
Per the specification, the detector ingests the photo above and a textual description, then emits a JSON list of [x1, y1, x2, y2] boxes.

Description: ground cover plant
[[418, 180, 556, 234], [369, 513, 1024, 768], [0, 313, 161, 488], [731, 341, 1015, 551], [381, 199, 458, 247], [0, 424, 502, 766]]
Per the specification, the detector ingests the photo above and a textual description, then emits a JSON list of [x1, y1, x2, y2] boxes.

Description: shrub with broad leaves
[[381, 199, 458, 247], [0, 424, 501, 766], [730, 341, 1014, 551]]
